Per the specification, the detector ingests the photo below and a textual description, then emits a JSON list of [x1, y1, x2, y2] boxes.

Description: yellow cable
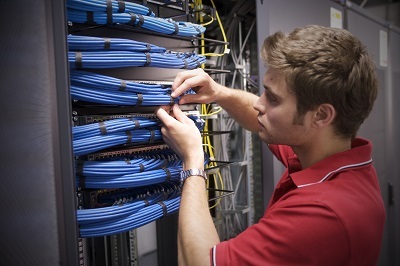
[[193, 2, 226, 210], [199, 106, 222, 117], [206, 0, 229, 56], [200, 102, 224, 210], [201, 15, 214, 27]]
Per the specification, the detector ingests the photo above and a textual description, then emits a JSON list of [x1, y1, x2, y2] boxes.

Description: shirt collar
[[289, 138, 373, 188]]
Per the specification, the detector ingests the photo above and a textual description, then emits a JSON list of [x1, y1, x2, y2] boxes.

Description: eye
[[266, 91, 278, 104]]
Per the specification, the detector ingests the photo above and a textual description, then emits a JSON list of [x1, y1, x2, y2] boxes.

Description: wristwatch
[[180, 168, 207, 186]]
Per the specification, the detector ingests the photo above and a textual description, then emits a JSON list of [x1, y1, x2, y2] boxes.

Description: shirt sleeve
[[211, 199, 350, 266]]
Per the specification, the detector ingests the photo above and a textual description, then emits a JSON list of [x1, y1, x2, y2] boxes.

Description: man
[[156, 25, 385, 265]]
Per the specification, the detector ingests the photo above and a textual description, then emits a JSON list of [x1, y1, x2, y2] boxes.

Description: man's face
[[253, 69, 313, 146]]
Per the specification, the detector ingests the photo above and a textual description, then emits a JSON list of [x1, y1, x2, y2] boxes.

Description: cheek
[[266, 106, 296, 129], [265, 107, 283, 124]]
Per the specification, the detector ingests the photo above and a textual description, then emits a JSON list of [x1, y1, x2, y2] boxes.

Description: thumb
[[171, 104, 192, 124], [155, 106, 172, 123]]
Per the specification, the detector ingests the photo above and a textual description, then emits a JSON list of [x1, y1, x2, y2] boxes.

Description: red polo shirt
[[211, 138, 385, 266]]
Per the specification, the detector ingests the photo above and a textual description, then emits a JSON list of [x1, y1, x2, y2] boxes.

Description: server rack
[[67, 1, 207, 265]]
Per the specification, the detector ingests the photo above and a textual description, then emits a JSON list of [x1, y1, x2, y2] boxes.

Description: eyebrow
[[263, 84, 280, 98]]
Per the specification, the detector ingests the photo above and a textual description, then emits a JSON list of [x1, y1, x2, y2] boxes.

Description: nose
[[253, 92, 264, 113]]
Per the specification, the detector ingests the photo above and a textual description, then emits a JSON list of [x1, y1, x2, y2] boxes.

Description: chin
[[258, 132, 270, 144]]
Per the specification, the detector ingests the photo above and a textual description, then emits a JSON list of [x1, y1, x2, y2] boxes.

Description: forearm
[[178, 176, 220, 266], [215, 84, 260, 133], [155, 105, 219, 265]]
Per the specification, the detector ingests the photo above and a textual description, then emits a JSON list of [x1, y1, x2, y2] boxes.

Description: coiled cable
[[73, 129, 162, 156], [70, 70, 172, 95], [67, 9, 205, 37], [67, 0, 155, 17], [69, 50, 206, 69], [76, 155, 181, 177], [71, 84, 177, 105], [76, 166, 181, 189], [79, 196, 180, 237], [73, 117, 160, 140], [68, 35, 166, 53]]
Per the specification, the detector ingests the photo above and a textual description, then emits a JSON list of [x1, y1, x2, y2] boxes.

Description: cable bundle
[[69, 50, 206, 69], [77, 165, 181, 188], [67, 0, 205, 37], [73, 129, 162, 156], [96, 181, 181, 205], [73, 115, 204, 156], [67, 9, 205, 36], [67, 0, 155, 17], [78, 182, 181, 237], [66, 0, 208, 239], [73, 117, 160, 140], [70, 70, 177, 105], [75, 149, 208, 237], [70, 70, 199, 105], [76, 153, 181, 177], [71, 84, 177, 105], [68, 35, 166, 53], [70, 70, 172, 95], [78, 182, 180, 223], [79, 195, 180, 237]]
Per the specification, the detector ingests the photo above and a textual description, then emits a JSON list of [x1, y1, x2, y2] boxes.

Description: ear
[[313, 104, 336, 128]]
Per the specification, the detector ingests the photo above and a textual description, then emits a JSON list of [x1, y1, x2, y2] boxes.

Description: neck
[[293, 135, 352, 169]]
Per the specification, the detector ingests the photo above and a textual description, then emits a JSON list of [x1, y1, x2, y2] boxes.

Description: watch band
[[180, 168, 207, 186]]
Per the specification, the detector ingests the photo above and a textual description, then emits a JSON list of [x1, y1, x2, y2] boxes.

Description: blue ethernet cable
[[79, 196, 181, 237], [72, 115, 203, 156], [95, 181, 180, 205], [77, 182, 180, 224], [69, 70, 197, 105], [77, 158, 168, 176], [70, 70, 172, 95], [77, 166, 181, 189], [68, 35, 166, 53], [67, 9, 206, 37], [76, 154, 182, 176], [78, 186, 179, 224], [71, 85, 177, 105], [76, 152, 203, 179], [73, 117, 160, 140], [78, 193, 164, 224], [73, 129, 162, 156], [67, 0, 155, 17], [80, 196, 181, 237], [69, 50, 206, 69]]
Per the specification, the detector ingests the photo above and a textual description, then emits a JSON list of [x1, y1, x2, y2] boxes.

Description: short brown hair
[[261, 25, 378, 139]]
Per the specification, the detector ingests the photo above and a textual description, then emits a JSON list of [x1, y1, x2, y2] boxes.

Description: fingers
[[155, 106, 172, 124], [171, 104, 192, 124], [156, 104, 192, 125], [171, 68, 206, 98]]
